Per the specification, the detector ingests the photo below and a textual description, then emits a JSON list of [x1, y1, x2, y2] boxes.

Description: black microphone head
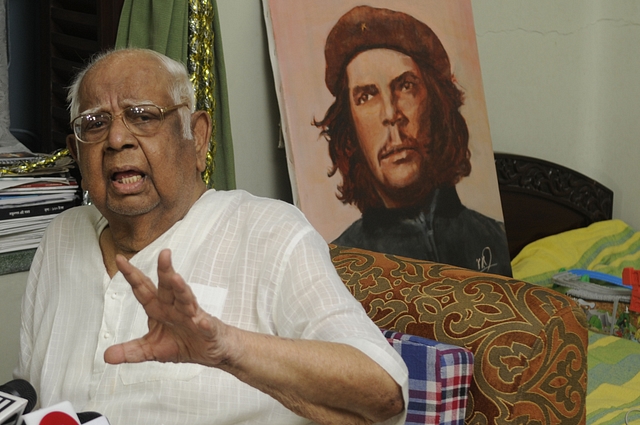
[[0, 379, 37, 413], [77, 411, 102, 423]]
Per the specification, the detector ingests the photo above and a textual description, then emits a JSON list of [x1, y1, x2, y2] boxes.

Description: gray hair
[[67, 48, 195, 139]]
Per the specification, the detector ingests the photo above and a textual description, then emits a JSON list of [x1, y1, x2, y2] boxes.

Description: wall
[[216, 0, 292, 202], [0, 272, 28, 382], [474, 1, 640, 230], [218, 0, 640, 230]]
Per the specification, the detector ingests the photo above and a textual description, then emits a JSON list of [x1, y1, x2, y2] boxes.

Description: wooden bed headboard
[[494, 152, 614, 259]]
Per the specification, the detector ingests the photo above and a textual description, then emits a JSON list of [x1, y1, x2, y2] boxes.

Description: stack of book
[[0, 152, 80, 254]]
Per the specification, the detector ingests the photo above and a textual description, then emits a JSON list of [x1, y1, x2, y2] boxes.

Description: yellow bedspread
[[512, 219, 640, 287], [588, 331, 640, 424]]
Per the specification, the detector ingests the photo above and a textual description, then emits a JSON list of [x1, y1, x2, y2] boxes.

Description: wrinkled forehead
[[78, 53, 173, 111]]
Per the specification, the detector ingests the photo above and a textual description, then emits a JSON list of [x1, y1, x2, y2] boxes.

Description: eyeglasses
[[71, 103, 189, 144]]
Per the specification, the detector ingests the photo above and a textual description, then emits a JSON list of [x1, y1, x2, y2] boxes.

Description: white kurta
[[16, 189, 408, 425]]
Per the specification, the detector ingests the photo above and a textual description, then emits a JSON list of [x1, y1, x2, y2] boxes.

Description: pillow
[[382, 330, 473, 425]]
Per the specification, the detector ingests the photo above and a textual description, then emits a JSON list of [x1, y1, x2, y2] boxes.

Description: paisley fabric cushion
[[330, 244, 588, 425]]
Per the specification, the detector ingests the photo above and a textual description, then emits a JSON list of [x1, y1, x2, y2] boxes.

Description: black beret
[[324, 6, 451, 96]]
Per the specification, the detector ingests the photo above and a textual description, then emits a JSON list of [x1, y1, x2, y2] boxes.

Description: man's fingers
[[103, 344, 123, 364], [104, 340, 149, 364], [115, 254, 157, 305], [157, 249, 200, 317], [156, 249, 177, 306]]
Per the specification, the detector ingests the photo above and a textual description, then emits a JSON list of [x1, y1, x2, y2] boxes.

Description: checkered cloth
[[382, 330, 474, 425]]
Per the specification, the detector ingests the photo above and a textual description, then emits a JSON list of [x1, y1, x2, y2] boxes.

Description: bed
[[494, 152, 614, 260], [494, 152, 640, 425]]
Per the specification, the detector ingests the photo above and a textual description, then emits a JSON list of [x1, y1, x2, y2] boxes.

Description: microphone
[[19, 401, 79, 425], [19, 402, 110, 425], [76, 412, 110, 425], [0, 379, 37, 425]]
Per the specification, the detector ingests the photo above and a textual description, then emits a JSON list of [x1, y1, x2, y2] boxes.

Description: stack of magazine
[[0, 151, 80, 254]]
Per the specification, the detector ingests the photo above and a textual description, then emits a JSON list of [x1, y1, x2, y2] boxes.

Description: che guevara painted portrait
[[263, 0, 511, 276]]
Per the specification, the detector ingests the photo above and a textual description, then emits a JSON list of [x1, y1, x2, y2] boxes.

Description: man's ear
[[66, 133, 79, 162], [191, 110, 212, 174]]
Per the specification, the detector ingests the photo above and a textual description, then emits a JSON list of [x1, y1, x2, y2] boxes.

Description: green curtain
[[115, 0, 188, 62], [207, 2, 235, 190], [115, 0, 236, 190]]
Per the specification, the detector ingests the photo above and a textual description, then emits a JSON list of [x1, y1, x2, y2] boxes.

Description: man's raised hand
[[103, 249, 231, 367]]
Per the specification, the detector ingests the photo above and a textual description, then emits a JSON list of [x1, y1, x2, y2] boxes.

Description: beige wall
[[220, 0, 640, 230], [474, 1, 640, 230], [0, 272, 28, 382]]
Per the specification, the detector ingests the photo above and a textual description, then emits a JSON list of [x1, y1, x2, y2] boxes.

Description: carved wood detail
[[494, 152, 613, 223]]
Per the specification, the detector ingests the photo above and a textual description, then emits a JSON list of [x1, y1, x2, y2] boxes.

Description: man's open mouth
[[112, 171, 145, 185]]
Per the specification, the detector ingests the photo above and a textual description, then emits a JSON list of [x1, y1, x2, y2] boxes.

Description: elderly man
[[16, 48, 407, 425], [315, 6, 511, 276]]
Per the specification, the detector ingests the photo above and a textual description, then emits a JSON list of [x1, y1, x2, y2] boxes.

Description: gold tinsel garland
[[0, 148, 72, 176], [188, 0, 217, 189]]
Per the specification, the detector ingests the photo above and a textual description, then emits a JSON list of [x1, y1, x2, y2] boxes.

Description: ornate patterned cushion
[[383, 330, 473, 425], [330, 245, 588, 425]]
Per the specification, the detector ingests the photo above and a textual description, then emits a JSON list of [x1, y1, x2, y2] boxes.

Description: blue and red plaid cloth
[[382, 330, 474, 425]]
